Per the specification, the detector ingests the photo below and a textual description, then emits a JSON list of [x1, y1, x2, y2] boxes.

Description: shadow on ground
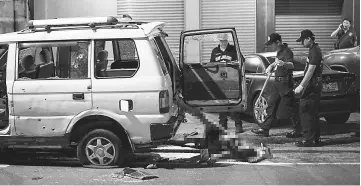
[[126, 154, 233, 170], [0, 150, 234, 169]]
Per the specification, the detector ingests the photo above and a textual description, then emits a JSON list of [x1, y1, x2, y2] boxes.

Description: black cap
[[264, 33, 282, 45], [296, 29, 315, 42]]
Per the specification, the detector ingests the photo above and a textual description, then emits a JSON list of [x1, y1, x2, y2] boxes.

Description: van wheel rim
[[85, 137, 115, 166], [254, 96, 268, 124]]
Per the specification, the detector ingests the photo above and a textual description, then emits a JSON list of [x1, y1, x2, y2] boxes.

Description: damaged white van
[[0, 15, 247, 167]]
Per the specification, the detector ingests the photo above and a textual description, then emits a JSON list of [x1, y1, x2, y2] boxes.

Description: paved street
[[0, 113, 358, 185]]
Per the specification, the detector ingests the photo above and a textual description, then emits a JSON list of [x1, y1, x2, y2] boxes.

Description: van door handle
[[73, 93, 84, 100]]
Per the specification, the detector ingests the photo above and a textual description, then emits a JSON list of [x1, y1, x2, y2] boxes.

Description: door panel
[[183, 63, 240, 103], [13, 80, 92, 136], [13, 40, 92, 136], [179, 28, 245, 109]]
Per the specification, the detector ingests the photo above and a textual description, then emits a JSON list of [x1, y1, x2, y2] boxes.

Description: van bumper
[[150, 116, 180, 141]]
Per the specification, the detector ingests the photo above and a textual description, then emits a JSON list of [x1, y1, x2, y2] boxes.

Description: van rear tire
[[77, 129, 125, 167]]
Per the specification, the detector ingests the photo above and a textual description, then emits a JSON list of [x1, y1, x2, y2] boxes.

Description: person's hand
[[275, 58, 285, 66], [338, 23, 343, 30], [265, 66, 273, 75], [294, 85, 304, 95]]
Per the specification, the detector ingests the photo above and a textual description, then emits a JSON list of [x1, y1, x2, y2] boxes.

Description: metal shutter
[[117, 0, 184, 59], [275, 0, 342, 53], [201, 0, 256, 61]]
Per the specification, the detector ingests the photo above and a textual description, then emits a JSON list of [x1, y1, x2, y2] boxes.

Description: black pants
[[299, 82, 322, 141], [260, 78, 297, 130], [219, 112, 243, 127]]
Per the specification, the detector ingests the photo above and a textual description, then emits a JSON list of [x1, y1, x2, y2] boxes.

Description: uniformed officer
[[210, 33, 243, 133], [251, 33, 300, 137], [331, 18, 358, 49], [294, 29, 322, 147]]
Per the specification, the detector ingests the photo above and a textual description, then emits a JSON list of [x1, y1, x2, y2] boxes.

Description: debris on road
[[31, 176, 44, 180], [111, 171, 125, 179], [183, 131, 199, 137], [122, 167, 158, 180], [145, 164, 157, 169]]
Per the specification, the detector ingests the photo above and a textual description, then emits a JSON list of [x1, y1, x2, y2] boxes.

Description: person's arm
[[331, 24, 342, 38], [354, 38, 358, 47], [265, 62, 276, 74], [282, 51, 294, 70], [210, 48, 216, 62], [275, 52, 294, 70], [294, 48, 321, 94], [353, 31, 358, 47], [299, 64, 316, 88]]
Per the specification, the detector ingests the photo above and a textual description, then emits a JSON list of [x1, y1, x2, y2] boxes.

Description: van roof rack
[[26, 15, 140, 32]]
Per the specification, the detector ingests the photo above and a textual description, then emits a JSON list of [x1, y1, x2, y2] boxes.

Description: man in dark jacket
[[210, 33, 243, 134], [251, 33, 300, 137]]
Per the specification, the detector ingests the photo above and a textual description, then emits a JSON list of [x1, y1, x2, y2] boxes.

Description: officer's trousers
[[260, 78, 297, 130], [219, 112, 243, 127], [299, 82, 322, 141]]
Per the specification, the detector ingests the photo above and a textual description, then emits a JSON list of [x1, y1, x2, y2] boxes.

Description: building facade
[[34, 0, 360, 55], [0, 0, 30, 34]]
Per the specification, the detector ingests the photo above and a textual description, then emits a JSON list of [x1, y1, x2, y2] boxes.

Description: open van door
[[179, 28, 247, 113]]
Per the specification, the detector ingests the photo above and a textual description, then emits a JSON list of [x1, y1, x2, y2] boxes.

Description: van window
[[17, 41, 90, 80], [149, 39, 168, 76], [94, 39, 139, 78], [0, 45, 7, 69], [0, 45, 8, 97]]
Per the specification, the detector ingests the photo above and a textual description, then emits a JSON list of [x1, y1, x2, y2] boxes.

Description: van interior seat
[[38, 62, 55, 79], [110, 60, 139, 69]]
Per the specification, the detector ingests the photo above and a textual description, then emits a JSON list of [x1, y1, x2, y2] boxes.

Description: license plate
[[323, 82, 339, 92]]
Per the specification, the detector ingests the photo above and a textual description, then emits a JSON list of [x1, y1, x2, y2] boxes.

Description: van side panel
[[91, 39, 174, 144]]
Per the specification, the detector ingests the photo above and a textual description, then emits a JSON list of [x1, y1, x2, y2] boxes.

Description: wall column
[[184, 0, 201, 62], [184, 0, 200, 30], [256, 0, 275, 53]]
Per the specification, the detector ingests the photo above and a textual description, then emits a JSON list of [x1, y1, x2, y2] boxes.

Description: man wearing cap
[[210, 33, 243, 134], [251, 33, 299, 137], [295, 29, 322, 147]]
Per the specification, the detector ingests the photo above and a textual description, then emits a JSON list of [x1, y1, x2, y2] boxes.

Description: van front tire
[[77, 129, 125, 167]]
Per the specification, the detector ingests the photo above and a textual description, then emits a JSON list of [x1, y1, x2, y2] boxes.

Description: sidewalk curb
[[149, 147, 360, 153]]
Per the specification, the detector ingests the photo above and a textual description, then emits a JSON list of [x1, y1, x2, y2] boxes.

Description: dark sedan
[[323, 45, 360, 91], [244, 52, 359, 125]]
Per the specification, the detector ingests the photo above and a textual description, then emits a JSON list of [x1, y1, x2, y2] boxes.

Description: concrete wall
[[0, 0, 28, 33], [34, 0, 117, 19]]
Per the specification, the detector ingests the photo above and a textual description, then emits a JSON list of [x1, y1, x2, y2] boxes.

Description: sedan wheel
[[77, 129, 125, 167], [253, 94, 268, 124]]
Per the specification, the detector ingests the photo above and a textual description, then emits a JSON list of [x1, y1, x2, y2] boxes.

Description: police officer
[[251, 33, 300, 137], [331, 18, 358, 49], [210, 33, 243, 133], [294, 29, 322, 147]]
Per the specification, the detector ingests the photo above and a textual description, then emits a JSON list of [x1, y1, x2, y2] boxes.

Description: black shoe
[[286, 130, 302, 138], [295, 140, 320, 147], [251, 128, 269, 137], [236, 126, 244, 133]]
